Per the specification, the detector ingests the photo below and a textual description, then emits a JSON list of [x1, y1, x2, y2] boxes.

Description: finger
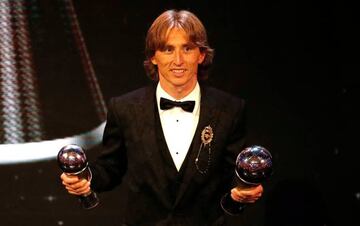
[[231, 188, 256, 202], [65, 181, 90, 192], [62, 179, 79, 188], [60, 173, 81, 184], [232, 189, 263, 203], [74, 181, 91, 193], [66, 185, 91, 195], [232, 187, 252, 198], [65, 182, 90, 193], [231, 188, 245, 201], [254, 184, 263, 193], [230, 191, 241, 202], [241, 196, 261, 203], [242, 199, 257, 203], [231, 194, 259, 203], [64, 179, 89, 190], [67, 186, 91, 196], [238, 185, 263, 197]]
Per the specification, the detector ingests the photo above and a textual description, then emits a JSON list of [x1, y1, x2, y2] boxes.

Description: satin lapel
[[174, 86, 221, 207]]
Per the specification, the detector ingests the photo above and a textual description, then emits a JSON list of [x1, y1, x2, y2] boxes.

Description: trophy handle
[[220, 181, 252, 215], [67, 167, 100, 209], [78, 167, 99, 209], [80, 191, 99, 209], [220, 192, 246, 215]]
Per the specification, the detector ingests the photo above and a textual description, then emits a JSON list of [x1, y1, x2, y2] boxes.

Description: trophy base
[[220, 193, 246, 216], [80, 191, 99, 209]]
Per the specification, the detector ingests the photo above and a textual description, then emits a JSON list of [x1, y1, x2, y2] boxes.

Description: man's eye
[[184, 46, 192, 52], [163, 47, 172, 53]]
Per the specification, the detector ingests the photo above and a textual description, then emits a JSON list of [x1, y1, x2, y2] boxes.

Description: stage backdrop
[[0, 1, 358, 226]]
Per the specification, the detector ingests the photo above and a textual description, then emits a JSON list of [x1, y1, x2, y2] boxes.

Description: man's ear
[[151, 56, 157, 65], [198, 52, 206, 64]]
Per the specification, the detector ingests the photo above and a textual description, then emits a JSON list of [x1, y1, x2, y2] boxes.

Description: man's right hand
[[60, 173, 91, 196]]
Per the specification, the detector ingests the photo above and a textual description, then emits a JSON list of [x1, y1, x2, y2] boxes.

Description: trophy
[[57, 144, 99, 209], [221, 145, 272, 215]]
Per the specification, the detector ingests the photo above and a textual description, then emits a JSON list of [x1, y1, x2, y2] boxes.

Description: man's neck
[[159, 81, 197, 100]]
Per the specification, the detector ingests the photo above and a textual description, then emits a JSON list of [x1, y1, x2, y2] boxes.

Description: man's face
[[151, 28, 205, 96]]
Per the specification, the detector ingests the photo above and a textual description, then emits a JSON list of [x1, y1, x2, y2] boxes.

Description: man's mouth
[[171, 69, 186, 73]]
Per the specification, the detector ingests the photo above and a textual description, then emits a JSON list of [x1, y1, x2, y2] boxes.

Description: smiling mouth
[[171, 69, 186, 75]]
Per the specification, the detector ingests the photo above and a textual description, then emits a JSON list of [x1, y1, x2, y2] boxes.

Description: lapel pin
[[201, 125, 213, 145], [196, 125, 214, 174]]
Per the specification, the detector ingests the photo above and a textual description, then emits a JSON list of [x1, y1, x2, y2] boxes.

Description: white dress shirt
[[156, 82, 201, 171]]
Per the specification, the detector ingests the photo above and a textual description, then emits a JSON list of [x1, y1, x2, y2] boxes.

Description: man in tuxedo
[[61, 9, 263, 226]]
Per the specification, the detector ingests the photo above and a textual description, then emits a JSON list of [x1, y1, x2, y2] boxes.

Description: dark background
[[0, 0, 358, 225]]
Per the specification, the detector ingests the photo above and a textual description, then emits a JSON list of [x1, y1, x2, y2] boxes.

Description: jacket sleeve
[[223, 98, 247, 189], [90, 98, 127, 192]]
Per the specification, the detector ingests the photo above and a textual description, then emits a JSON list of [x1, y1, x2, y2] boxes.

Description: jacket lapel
[[133, 85, 173, 208], [135, 85, 158, 161], [174, 85, 222, 207]]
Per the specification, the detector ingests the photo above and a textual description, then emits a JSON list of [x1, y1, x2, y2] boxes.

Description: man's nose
[[173, 50, 184, 65]]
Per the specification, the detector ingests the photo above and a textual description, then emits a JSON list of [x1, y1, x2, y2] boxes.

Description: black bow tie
[[160, 97, 195, 112]]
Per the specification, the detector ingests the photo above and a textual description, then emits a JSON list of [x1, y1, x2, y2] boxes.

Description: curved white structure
[[0, 122, 105, 164]]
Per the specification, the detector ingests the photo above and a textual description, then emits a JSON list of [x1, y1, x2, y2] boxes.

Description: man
[[61, 9, 263, 226]]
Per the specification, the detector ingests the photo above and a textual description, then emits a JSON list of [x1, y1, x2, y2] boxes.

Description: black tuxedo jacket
[[91, 84, 247, 226]]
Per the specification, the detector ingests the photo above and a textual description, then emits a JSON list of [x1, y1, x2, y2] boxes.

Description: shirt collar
[[156, 82, 201, 115]]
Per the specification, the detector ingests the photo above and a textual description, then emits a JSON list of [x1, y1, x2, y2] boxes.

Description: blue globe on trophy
[[221, 145, 273, 215], [57, 144, 99, 209]]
